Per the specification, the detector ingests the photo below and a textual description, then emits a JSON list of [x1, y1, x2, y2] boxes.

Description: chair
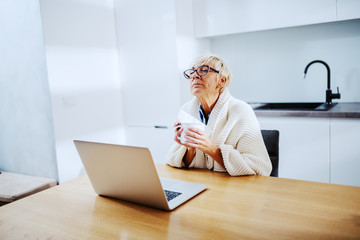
[[0, 172, 57, 206], [261, 130, 279, 177]]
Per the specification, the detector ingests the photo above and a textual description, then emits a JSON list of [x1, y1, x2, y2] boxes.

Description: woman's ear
[[220, 76, 227, 87]]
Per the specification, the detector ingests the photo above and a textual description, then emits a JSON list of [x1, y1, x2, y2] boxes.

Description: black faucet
[[304, 60, 341, 106]]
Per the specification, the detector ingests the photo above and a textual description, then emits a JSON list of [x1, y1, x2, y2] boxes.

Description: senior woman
[[165, 55, 272, 176]]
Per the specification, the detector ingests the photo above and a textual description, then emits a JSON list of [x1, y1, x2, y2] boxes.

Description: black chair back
[[261, 130, 279, 177]]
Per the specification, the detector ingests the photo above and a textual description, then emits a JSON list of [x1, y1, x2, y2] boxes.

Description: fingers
[[174, 122, 181, 128], [183, 128, 203, 140], [174, 135, 182, 145], [173, 122, 183, 145], [174, 131, 195, 148], [187, 127, 203, 134], [173, 123, 208, 150], [176, 128, 183, 138], [183, 131, 204, 147], [183, 139, 199, 148], [174, 122, 182, 133], [182, 128, 211, 152]]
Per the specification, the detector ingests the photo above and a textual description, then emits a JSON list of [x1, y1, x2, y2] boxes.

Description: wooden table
[[1, 164, 360, 239]]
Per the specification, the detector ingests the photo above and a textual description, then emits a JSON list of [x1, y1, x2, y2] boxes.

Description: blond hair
[[191, 54, 232, 92]]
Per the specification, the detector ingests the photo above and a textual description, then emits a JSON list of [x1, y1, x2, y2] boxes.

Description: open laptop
[[74, 140, 206, 211]]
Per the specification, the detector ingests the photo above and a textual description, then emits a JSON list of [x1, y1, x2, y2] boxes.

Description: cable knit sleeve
[[219, 105, 272, 176], [165, 143, 187, 168], [219, 133, 272, 176]]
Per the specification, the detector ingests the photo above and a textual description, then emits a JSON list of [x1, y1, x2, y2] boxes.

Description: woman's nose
[[192, 73, 201, 80]]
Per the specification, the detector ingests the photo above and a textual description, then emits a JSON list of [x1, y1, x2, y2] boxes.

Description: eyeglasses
[[183, 65, 219, 79]]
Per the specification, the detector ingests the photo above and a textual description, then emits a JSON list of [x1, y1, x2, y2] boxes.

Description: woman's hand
[[173, 122, 197, 151], [173, 122, 206, 150], [173, 122, 184, 145], [182, 127, 225, 168], [181, 127, 215, 155], [173, 122, 196, 167]]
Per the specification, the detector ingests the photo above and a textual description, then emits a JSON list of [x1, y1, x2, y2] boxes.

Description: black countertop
[[250, 103, 360, 118]]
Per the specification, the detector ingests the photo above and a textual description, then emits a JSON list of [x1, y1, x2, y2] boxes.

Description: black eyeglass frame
[[183, 65, 220, 79]]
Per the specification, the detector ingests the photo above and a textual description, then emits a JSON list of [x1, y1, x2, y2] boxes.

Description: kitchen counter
[[250, 103, 360, 118]]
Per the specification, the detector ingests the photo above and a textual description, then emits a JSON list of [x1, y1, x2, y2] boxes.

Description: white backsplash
[[211, 20, 360, 103]]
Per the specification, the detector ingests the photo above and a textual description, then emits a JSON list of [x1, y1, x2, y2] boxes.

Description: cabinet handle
[[154, 125, 168, 129]]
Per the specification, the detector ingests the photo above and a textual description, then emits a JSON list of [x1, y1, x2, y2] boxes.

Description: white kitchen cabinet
[[115, 0, 182, 168], [115, 0, 181, 127], [125, 126, 174, 164], [258, 117, 330, 183], [337, 0, 360, 21], [194, 0, 336, 37], [330, 119, 360, 187]]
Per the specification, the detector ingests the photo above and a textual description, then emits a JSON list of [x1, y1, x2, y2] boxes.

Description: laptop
[[73, 140, 206, 211]]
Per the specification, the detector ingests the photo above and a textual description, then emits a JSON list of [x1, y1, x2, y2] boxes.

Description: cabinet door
[[330, 119, 360, 187], [258, 117, 330, 183], [115, 0, 181, 127], [337, 0, 360, 21], [125, 126, 174, 164], [194, 0, 336, 37]]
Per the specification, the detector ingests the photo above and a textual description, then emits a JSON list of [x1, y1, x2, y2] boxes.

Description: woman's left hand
[[182, 127, 217, 157], [182, 127, 225, 168]]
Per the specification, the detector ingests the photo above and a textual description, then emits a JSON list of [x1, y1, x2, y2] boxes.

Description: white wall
[[114, 0, 182, 163], [211, 20, 360, 103], [115, 0, 180, 127], [40, 0, 125, 183], [175, 0, 211, 104], [0, 0, 58, 180]]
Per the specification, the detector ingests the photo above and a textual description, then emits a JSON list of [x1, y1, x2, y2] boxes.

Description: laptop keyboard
[[164, 190, 182, 202]]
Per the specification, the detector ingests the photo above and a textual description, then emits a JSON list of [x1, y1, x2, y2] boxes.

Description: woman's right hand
[[174, 122, 183, 145], [174, 122, 196, 167]]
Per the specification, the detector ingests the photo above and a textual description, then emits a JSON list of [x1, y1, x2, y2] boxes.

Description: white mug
[[177, 122, 205, 144]]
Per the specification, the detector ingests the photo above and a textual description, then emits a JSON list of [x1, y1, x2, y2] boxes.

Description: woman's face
[[189, 64, 221, 98]]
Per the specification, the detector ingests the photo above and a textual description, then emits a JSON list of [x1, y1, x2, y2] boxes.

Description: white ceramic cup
[[177, 122, 205, 144]]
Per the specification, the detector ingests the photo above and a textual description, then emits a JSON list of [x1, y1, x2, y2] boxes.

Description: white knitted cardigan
[[165, 88, 272, 176]]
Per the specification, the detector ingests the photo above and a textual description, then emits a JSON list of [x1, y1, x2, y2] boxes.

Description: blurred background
[[1, 0, 359, 183]]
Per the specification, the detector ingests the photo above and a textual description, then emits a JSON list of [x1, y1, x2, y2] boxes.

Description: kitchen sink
[[254, 102, 337, 111]]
